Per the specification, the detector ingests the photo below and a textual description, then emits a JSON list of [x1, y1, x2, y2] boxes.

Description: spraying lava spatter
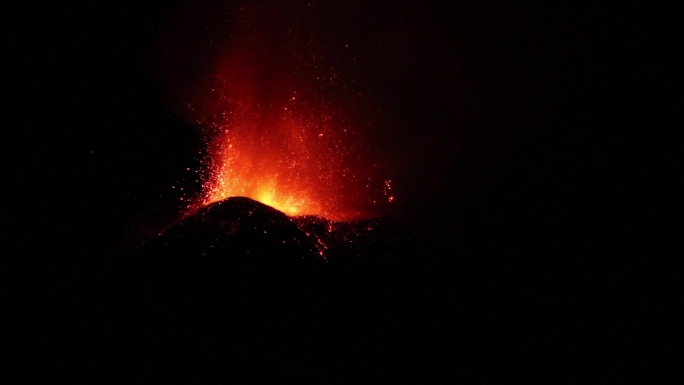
[[201, 113, 355, 220], [182, 2, 393, 221]]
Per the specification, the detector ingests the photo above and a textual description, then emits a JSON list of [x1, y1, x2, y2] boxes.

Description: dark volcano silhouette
[[40, 197, 420, 384], [6, 197, 650, 384], [140, 196, 400, 264]]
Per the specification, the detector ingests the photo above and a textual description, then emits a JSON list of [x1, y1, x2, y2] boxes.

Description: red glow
[[184, 3, 392, 221]]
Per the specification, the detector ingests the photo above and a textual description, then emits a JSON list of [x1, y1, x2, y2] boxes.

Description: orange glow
[[183, 3, 392, 221], [198, 92, 367, 221]]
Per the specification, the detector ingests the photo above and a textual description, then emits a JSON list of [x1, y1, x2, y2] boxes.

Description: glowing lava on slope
[[184, 3, 392, 221]]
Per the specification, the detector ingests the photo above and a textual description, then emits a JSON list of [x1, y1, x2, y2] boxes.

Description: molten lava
[[200, 101, 359, 220], [182, 2, 392, 221]]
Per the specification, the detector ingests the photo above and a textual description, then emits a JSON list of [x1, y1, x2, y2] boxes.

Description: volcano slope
[[7, 196, 636, 384], [49, 197, 446, 384]]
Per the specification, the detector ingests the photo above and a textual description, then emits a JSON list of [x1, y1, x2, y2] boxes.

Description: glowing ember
[[201, 102, 347, 219], [183, 3, 391, 221]]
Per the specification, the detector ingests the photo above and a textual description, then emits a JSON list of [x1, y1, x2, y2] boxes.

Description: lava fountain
[[179, 2, 392, 221]]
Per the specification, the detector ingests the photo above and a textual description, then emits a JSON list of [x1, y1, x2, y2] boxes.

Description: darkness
[[2, 1, 674, 383]]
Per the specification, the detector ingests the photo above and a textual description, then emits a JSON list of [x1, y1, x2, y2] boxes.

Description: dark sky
[[3, 1, 669, 289], [1, 2, 676, 383]]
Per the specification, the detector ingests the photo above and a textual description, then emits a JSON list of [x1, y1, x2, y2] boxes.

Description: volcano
[[139, 196, 401, 265], [39, 197, 417, 384], [8, 194, 647, 384], [3, 0, 661, 382], [6, 196, 658, 384]]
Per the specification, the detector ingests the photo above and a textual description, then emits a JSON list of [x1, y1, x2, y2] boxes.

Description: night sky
[[2, 1, 673, 382]]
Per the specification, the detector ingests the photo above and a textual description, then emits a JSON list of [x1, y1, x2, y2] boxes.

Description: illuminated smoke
[[181, 2, 393, 221]]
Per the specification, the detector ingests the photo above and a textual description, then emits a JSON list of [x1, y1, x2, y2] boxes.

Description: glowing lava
[[200, 101, 353, 219], [183, 3, 392, 221]]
